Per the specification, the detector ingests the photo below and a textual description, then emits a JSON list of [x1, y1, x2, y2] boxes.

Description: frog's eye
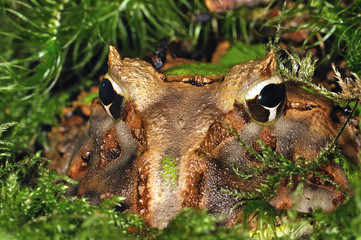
[[244, 75, 286, 124], [99, 74, 126, 119]]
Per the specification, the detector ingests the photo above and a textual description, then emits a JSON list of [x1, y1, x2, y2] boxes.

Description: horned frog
[[56, 45, 360, 229]]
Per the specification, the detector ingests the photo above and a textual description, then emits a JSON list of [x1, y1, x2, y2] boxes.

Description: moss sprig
[[265, 1, 361, 76], [0, 122, 16, 157], [273, 47, 361, 108]]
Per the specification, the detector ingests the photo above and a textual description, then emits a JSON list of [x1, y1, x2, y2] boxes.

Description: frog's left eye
[[99, 74, 126, 119], [244, 75, 286, 124]]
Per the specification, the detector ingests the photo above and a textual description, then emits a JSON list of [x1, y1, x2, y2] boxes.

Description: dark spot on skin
[[137, 165, 150, 217]]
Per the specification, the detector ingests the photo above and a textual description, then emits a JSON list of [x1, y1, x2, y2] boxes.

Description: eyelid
[[104, 73, 125, 96], [245, 75, 283, 100], [99, 74, 126, 120]]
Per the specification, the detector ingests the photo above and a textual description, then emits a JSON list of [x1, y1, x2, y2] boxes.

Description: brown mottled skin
[[63, 46, 360, 229]]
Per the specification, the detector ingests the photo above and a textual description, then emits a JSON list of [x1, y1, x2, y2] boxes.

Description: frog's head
[[68, 46, 360, 228]]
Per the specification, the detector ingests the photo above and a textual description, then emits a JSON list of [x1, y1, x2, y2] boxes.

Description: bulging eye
[[99, 74, 126, 119], [244, 75, 286, 124]]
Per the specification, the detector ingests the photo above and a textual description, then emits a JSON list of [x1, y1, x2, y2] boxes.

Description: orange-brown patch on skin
[[67, 146, 92, 181], [198, 122, 230, 154], [258, 129, 277, 149], [99, 126, 121, 168], [223, 104, 251, 131], [269, 177, 296, 210], [274, 198, 293, 210], [307, 164, 349, 192], [136, 158, 151, 221], [182, 155, 206, 208], [123, 101, 146, 145], [245, 129, 277, 166], [198, 104, 250, 154]]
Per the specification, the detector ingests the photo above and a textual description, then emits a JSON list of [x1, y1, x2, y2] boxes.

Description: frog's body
[[58, 46, 359, 229]]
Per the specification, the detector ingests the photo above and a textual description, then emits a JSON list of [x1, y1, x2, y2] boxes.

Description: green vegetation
[[1, 0, 361, 239], [0, 122, 156, 239], [158, 208, 251, 240], [266, 0, 361, 75]]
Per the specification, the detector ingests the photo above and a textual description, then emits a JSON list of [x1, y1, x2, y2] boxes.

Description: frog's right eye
[[243, 75, 286, 124], [99, 75, 126, 120]]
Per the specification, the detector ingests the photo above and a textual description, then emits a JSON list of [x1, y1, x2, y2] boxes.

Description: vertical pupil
[[99, 78, 115, 106], [258, 83, 285, 108]]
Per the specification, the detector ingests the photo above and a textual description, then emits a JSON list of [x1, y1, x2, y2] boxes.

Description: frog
[[54, 45, 360, 229]]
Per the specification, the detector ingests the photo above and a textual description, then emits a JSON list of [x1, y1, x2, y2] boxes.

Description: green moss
[[218, 42, 266, 65], [158, 208, 250, 240], [0, 156, 157, 239]]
